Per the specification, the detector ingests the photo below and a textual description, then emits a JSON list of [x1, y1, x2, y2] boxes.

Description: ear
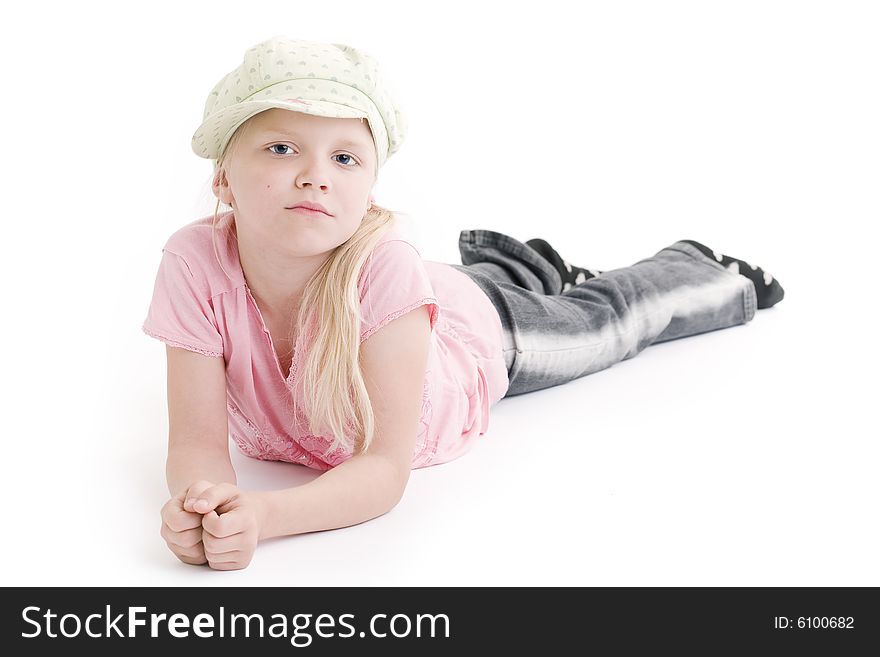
[[212, 167, 234, 206]]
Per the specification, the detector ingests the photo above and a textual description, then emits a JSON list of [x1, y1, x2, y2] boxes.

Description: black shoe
[[525, 238, 603, 292], [680, 239, 785, 309]]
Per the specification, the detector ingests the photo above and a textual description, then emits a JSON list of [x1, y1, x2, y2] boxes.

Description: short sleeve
[[359, 239, 440, 342], [142, 249, 225, 358]]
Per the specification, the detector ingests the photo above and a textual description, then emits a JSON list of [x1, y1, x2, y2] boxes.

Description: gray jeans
[[449, 229, 758, 398]]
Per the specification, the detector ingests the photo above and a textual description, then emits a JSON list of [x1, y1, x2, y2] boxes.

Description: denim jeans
[[449, 229, 758, 398]]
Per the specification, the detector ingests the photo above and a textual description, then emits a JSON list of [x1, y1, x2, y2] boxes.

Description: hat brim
[[192, 97, 368, 160]]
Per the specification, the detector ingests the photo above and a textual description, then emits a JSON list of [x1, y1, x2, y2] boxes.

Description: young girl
[[145, 36, 784, 571]]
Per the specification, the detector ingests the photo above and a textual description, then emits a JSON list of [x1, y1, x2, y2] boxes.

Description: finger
[[165, 537, 206, 562], [178, 554, 209, 566], [161, 523, 203, 549], [175, 544, 208, 565], [201, 508, 249, 538], [203, 530, 247, 554], [182, 481, 219, 512], [163, 508, 204, 533], [174, 541, 207, 561], [162, 500, 200, 530], [191, 483, 239, 515], [174, 480, 214, 503], [205, 545, 245, 560], [207, 557, 251, 571]]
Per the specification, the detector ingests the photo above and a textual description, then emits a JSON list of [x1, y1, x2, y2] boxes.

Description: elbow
[[391, 477, 409, 509], [386, 467, 410, 509], [348, 451, 411, 510], [379, 456, 411, 508]]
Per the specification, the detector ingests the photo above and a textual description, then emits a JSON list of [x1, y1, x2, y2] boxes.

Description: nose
[[295, 154, 332, 191]]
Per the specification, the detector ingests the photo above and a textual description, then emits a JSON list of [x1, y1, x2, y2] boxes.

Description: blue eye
[[268, 144, 359, 167]]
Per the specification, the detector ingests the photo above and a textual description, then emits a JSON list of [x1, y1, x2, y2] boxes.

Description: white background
[[2, 0, 877, 586]]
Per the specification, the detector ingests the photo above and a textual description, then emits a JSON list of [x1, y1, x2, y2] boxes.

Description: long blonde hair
[[209, 116, 397, 457]]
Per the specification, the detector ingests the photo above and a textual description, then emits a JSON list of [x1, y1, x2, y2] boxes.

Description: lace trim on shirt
[[229, 340, 437, 470], [141, 326, 223, 358], [297, 433, 350, 468], [360, 297, 438, 343], [288, 371, 434, 468], [227, 400, 334, 470], [413, 369, 436, 461], [226, 402, 265, 456]]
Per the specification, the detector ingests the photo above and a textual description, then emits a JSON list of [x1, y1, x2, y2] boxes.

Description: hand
[[183, 483, 269, 571], [159, 479, 216, 566]]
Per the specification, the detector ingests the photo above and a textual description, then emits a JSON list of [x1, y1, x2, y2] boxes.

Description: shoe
[[680, 239, 785, 309], [526, 238, 602, 291]]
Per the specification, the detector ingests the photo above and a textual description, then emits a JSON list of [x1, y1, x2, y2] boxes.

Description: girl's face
[[213, 108, 377, 258]]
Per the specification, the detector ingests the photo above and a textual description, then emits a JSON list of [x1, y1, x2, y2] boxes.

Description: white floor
[[10, 281, 878, 586], [4, 0, 877, 588]]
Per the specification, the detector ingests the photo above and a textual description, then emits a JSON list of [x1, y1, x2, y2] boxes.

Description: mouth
[[287, 206, 332, 217]]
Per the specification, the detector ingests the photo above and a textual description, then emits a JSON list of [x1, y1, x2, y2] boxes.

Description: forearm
[[259, 453, 407, 540], [166, 443, 237, 497]]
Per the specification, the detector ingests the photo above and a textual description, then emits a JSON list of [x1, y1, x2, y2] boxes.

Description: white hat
[[191, 36, 407, 171]]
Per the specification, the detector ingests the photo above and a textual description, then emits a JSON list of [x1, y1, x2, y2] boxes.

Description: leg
[[453, 229, 605, 293], [454, 229, 563, 294], [451, 230, 760, 398], [525, 237, 604, 290], [678, 239, 784, 309]]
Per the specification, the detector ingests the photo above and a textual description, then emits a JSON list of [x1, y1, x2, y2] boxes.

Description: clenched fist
[[161, 480, 270, 571], [160, 480, 216, 565]]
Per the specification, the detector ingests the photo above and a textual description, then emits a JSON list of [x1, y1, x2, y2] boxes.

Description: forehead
[[250, 108, 372, 143]]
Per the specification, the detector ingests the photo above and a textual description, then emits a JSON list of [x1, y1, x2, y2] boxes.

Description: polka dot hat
[[191, 36, 407, 171]]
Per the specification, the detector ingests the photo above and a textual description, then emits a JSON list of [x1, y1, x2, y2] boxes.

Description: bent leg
[[452, 232, 757, 397]]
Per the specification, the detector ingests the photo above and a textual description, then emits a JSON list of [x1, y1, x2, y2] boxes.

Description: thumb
[[191, 483, 238, 515], [181, 480, 215, 509]]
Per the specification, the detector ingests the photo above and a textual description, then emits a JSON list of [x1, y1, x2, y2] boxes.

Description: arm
[[166, 443, 236, 498], [259, 452, 406, 539], [258, 304, 434, 540], [159, 345, 241, 568], [163, 345, 236, 497]]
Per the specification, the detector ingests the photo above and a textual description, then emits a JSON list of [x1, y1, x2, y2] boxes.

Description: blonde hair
[[209, 115, 396, 458]]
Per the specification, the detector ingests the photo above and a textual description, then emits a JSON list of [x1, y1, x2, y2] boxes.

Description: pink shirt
[[142, 211, 509, 470]]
